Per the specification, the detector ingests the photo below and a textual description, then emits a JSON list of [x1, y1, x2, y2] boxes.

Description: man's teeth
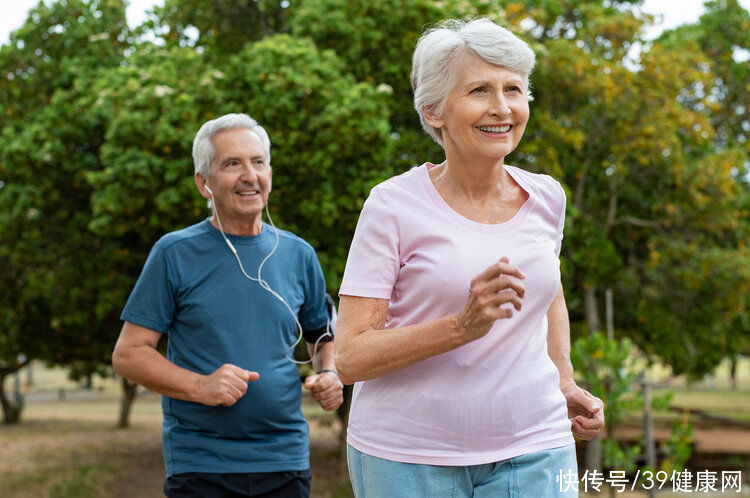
[[238, 190, 259, 196], [477, 125, 511, 133]]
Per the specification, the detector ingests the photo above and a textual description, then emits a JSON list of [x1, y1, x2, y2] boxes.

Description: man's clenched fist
[[195, 363, 260, 406]]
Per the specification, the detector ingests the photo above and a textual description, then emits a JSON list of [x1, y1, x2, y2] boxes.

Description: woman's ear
[[422, 105, 444, 129]]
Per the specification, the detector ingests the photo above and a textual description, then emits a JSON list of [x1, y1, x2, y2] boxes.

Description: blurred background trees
[[0, 1, 747, 465]]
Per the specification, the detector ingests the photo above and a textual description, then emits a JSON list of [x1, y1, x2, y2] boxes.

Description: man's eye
[[472, 87, 487, 93]]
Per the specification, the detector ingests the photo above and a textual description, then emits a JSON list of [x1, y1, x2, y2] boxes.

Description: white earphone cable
[[208, 189, 332, 364]]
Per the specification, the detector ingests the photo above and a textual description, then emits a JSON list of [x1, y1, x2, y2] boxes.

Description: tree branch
[[0, 357, 32, 376], [612, 216, 662, 228], [604, 175, 618, 237]]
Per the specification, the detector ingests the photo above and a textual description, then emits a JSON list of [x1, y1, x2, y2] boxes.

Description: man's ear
[[195, 173, 210, 199]]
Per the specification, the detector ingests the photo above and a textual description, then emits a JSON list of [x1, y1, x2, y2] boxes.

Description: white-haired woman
[[335, 19, 604, 496]]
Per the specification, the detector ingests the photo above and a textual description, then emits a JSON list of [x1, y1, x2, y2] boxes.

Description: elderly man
[[112, 113, 343, 498]]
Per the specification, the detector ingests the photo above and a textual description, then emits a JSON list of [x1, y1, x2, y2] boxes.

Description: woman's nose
[[490, 94, 511, 118]]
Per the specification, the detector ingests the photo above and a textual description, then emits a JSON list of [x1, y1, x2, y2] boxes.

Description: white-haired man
[[113, 113, 342, 498]]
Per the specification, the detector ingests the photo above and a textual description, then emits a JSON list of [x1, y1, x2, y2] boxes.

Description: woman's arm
[[547, 285, 605, 440], [335, 257, 525, 384]]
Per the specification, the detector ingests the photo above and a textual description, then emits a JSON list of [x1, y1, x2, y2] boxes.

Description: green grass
[[48, 464, 118, 498], [0, 414, 163, 498]]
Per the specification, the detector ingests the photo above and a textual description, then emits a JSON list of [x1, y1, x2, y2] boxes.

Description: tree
[[154, 0, 289, 54], [0, 0, 131, 423]]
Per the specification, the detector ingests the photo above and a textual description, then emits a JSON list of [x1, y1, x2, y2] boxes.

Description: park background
[[0, 0, 749, 496]]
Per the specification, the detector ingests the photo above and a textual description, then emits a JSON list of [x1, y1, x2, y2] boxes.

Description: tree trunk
[[584, 286, 600, 334], [0, 358, 31, 424], [118, 377, 138, 428], [584, 434, 603, 472], [0, 372, 22, 424], [583, 286, 603, 471], [730, 357, 738, 391]]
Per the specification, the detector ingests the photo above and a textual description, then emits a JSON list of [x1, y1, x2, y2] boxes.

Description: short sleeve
[[120, 243, 176, 333], [554, 180, 566, 257], [298, 248, 329, 335], [339, 186, 400, 299]]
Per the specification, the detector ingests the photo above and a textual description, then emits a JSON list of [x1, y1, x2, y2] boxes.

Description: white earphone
[[203, 182, 332, 364]]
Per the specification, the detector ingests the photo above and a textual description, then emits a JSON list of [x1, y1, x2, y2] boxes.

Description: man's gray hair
[[192, 113, 272, 178], [411, 18, 536, 146]]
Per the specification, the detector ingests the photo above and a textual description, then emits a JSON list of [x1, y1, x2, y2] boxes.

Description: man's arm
[[304, 340, 343, 411], [112, 321, 259, 407], [547, 285, 605, 440]]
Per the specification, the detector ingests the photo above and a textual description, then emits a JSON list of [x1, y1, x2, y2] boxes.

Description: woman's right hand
[[455, 256, 526, 342]]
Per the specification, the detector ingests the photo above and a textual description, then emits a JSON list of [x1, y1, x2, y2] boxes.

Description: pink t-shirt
[[339, 163, 574, 465]]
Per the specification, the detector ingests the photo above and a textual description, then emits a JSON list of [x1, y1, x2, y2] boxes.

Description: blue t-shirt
[[120, 219, 329, 476]]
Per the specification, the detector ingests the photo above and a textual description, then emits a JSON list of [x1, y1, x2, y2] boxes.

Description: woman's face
[[428, 53, 530, 162]]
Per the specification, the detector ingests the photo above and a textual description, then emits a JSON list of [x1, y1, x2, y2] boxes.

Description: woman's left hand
[[561, 381, 605, 440]]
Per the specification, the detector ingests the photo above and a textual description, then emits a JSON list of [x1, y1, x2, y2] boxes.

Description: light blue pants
[[347, 444, 578, 497]]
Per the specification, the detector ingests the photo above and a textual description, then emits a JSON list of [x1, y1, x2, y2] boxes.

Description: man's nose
[[240, 164, 259, 182]]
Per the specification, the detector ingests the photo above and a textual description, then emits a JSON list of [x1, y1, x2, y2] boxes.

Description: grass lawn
[[0, 402, 164, 498]]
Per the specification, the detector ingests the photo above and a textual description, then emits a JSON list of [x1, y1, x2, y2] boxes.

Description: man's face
[[198, 128, 272, 232]]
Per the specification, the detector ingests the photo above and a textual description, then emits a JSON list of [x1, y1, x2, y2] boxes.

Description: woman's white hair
[[192, 113, 271, 178], [411, 18, 536, 146]]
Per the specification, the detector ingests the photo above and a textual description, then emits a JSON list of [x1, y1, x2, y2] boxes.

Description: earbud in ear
[[205, 185, 213, 195]]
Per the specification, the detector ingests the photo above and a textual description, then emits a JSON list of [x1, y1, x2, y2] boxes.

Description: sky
[[1, 0, 750, 45]]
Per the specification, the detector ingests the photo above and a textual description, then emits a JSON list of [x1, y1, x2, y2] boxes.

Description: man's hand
[[304, 371, 343, 411], [195, 364, 260, 407], [561, 381, 605, 440]]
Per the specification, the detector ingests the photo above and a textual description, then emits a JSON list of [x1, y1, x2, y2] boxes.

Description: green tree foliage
[[0, 0, 131, 422], [660, 0, 749, 151], [288, 0, 452, 173], [153, 0, 288, 54]]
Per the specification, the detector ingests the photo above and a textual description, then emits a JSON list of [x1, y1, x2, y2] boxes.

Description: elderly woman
[[335, 18, 604, 497]]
